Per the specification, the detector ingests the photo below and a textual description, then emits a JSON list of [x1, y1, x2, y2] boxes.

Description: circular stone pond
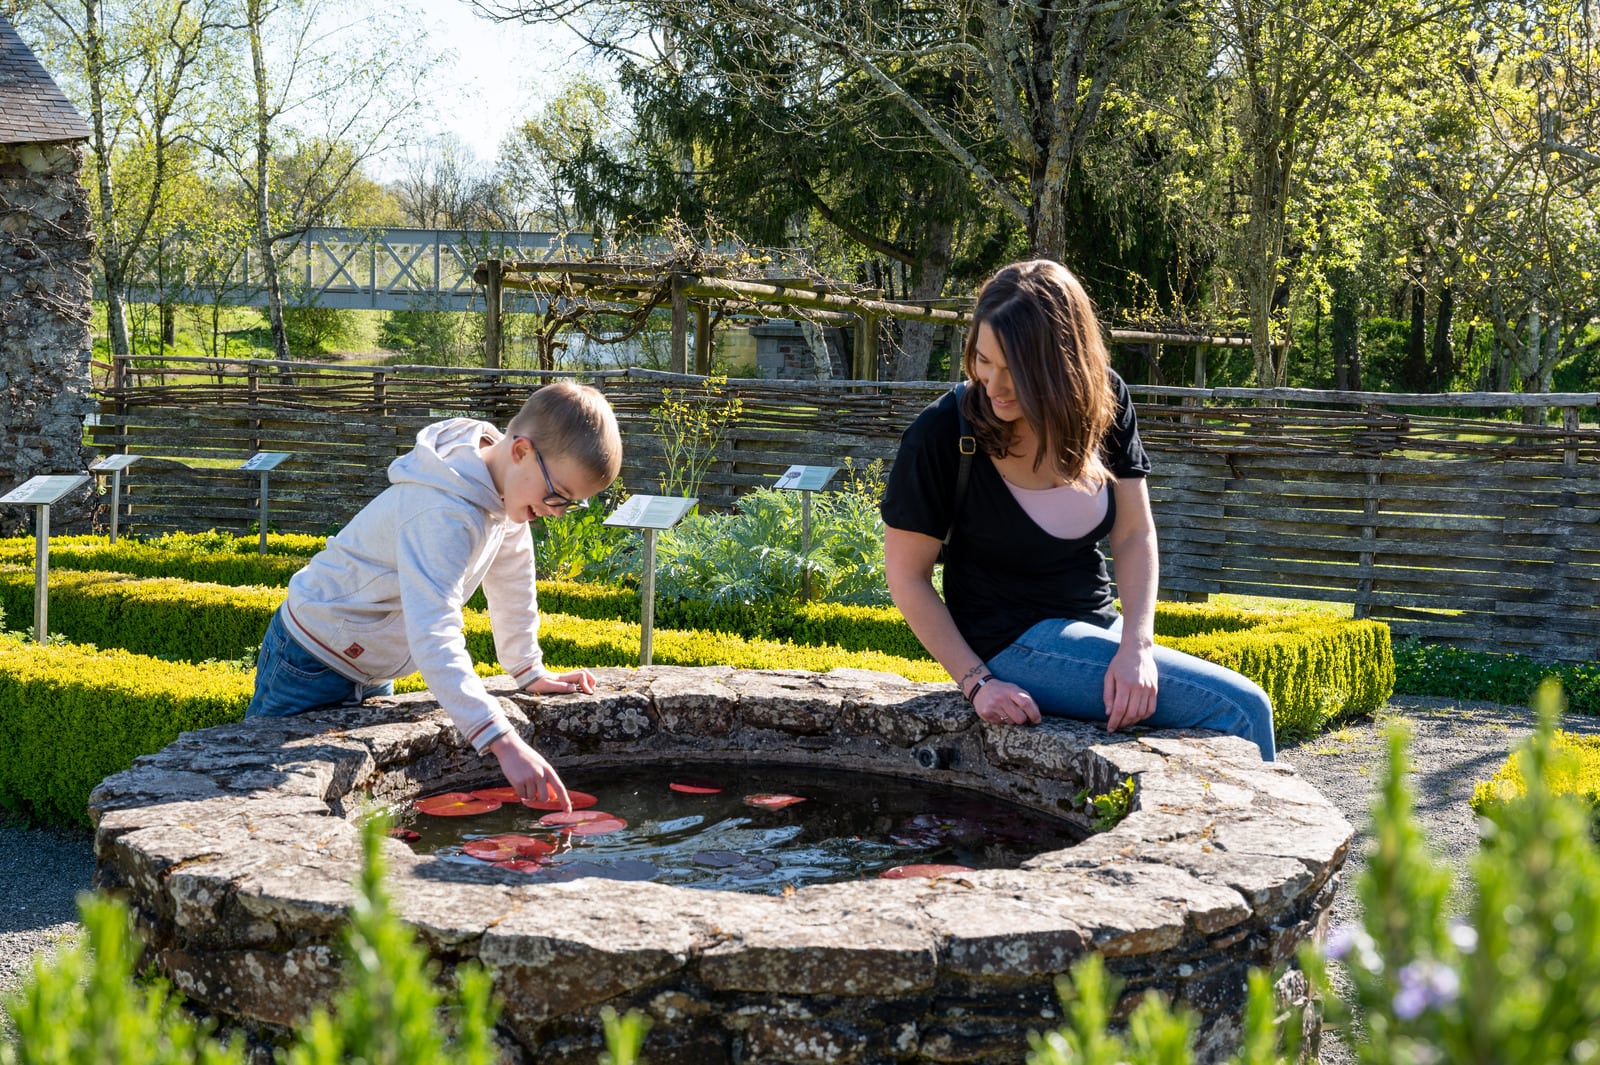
[[90, 666, 1353, 1064]]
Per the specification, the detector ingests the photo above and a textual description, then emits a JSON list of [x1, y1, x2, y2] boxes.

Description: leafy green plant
[[1073, 777, 1137, 831], [1, 810, 653, 1065], [1304, 680, 1600, 1064], [530, 486, 636, 583], [651, 374, 742, 500], [1031, 681, 1600, 1064], [1392, 637, 1600, 715], [651, 486, 891, 609]]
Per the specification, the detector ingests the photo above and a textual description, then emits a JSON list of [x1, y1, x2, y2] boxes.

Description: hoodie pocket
[[329, 615, 413, 680]]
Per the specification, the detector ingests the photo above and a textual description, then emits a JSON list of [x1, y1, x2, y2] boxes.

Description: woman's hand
[[527, 668, 596, 695], [1103, 643, 1158, 732], [972, 678, 1041, 726]]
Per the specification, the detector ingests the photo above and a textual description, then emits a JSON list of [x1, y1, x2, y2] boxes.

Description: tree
[[19, 0, 226, 359], [199, 0, 433, 364], [495, 74, 619, 232], [472, 0, 1202, 266], [1208, 0, 1468, 385]]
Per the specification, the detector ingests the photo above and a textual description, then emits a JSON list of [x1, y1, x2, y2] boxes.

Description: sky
[[408, 1, 603, 168]]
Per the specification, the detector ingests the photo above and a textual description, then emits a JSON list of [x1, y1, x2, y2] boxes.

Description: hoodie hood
[[387, 418, 505, 517]]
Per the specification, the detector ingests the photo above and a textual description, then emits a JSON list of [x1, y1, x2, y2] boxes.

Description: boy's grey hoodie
[[283, 418, 547, 752]]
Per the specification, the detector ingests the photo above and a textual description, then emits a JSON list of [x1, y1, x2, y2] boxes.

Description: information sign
[[603, 494, 698, 531], [0, 474, 89, 506], [601, 494, 697, 665], [239, 451, 292, 472], [772, 464, 838, 492], [89, 454, 141, 473]]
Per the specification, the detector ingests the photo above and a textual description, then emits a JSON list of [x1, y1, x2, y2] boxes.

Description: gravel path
[[2, 694, 1592, 1058]]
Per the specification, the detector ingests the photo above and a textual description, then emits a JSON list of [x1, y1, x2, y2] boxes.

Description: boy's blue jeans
[[246, 605, 394, 718], [985, 617, 1277, 761]]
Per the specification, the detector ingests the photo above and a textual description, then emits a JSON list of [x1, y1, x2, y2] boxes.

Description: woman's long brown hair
[[960, 259, 1117, 488]]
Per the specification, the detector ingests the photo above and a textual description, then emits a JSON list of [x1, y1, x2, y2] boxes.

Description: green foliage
[[0, 633, 252, 826], [530, 491, 636, 583], [0, 892, 245, 1065], [1307, 681, 1600, 1064], [378, 302, 472, 365], [651, 375, 742, 500], [652, 487, 892, 609], [1392, 637, 1600, 715], [277, 304, 361, 357], [1073, 777, 1137, 831]]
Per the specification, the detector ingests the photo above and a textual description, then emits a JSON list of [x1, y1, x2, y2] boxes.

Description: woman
[[880, 260, 1275, 760]]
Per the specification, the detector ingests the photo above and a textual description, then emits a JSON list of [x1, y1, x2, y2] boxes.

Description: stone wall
[[0, 139, 95, 535], [91, 666, 1351, 1064]]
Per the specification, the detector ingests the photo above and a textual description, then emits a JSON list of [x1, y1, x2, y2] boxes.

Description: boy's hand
[[527, 668, 596, 696], [488, 732, 571, 812]]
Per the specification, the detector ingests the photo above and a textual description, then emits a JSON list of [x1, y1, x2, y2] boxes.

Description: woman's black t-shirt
[[879, 372, 1151, 660]]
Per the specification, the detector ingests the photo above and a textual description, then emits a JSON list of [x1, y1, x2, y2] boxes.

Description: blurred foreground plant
[[1, 813, 651, 1064], [1030, 679, 1600, 1064]]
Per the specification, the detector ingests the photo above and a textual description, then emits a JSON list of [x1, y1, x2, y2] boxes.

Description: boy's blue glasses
[[513, 435, 589, 511]]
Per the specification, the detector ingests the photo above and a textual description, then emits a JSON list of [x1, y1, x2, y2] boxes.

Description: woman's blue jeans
[[985, 617, 1276, 761], [245, 605, 394, 718]]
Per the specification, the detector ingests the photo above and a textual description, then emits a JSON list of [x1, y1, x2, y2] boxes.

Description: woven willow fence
[[90, 356, 1599, 662]]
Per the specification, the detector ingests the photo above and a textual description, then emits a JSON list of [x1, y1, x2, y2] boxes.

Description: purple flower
[[1324, 925, 1359, 961], [1393, 960, 1461, 1020]]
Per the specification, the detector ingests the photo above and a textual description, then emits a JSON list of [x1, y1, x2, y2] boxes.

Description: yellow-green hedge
[[1472, 730, 1600, 830], [3, 565, 1391, 741], [0, 635, 255, 826]]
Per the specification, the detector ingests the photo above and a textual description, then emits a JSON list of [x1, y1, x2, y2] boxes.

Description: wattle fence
[[89, 356, 1600, 662]]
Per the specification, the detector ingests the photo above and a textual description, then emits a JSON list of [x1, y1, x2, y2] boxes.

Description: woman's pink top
[[1002, 478, 1110, 540]]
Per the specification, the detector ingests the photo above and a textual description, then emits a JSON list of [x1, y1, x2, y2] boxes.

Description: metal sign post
[[89, 454, 141, 543], [773, 464, 839, 601], [239, 452, 292, 553], [0, 474, 90, 643], [603, 494, 698, 665]]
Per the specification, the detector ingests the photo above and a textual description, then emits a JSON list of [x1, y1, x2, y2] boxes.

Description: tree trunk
[[1331, 266, 1360, 390], [891, 215, 954, 381], [247, 0, 292, 371], [1403, 258, 1428, 390], [83, 0, 131, 359], [1430, 284, 1454, 390]]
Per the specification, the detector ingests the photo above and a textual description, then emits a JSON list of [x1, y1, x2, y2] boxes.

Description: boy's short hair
[[508, 381, 622, 484]]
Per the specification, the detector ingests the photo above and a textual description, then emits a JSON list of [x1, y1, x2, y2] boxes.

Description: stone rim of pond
[[90, 665, 1352, 1061]]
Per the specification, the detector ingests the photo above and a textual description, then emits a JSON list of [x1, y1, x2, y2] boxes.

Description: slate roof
[[0, 14, 90, 144]]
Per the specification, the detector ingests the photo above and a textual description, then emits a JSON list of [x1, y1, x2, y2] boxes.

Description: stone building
[[0, 14, 95, 536]]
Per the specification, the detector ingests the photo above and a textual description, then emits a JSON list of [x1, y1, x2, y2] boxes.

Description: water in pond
[[401, 763, 1083, 893]]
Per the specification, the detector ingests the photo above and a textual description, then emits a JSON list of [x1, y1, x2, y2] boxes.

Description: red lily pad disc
[[539, 809, 628, 835], [743, 793, 807, 809], [494, 859, 547, 873], [387, 828, 420, 842], [414, 792, 503, 816], [669, 779, 723, 795], [462, 839, 519, 862], [521, 790, 599, 812], [468, 786, 598, 811], [880, 864, 975, 880]]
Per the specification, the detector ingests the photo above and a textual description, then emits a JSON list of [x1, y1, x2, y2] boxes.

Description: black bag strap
[[943, 382, 976, 546]]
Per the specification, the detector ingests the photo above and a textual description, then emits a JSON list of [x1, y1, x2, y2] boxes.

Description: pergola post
[[484, 258, 503, 369], [693, 302, 712, 375], [669, 273, 688, 374], [854, 312, 880, 380]]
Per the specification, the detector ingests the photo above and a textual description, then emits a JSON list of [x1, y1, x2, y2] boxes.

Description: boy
[[246, 381, 621, 811]]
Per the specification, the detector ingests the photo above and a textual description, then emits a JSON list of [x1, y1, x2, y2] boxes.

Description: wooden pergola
[[473, 258, 1256, 381]]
